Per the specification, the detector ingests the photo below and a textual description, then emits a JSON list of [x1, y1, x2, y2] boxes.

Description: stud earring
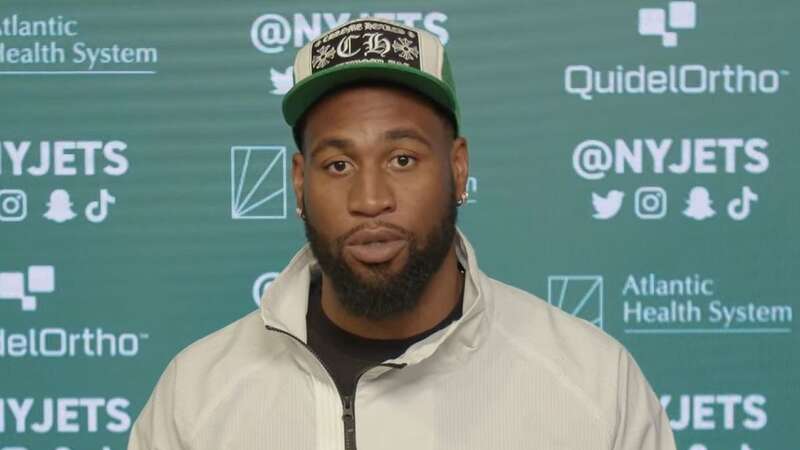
[[456, 191, 468, 206]]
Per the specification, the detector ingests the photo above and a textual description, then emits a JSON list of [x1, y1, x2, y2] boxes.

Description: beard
[[304, 196, 458, 320]]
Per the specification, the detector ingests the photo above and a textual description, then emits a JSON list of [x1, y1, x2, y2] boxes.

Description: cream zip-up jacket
[[129, 230, 677, 450]]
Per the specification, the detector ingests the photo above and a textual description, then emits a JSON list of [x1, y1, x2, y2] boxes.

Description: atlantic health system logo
[[230, 146, 287, 220], [548, 273, 793, 337]]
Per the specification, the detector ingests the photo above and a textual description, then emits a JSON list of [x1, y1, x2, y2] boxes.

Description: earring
[[456, 191, 468, 206], [295, 207, 306, 220]]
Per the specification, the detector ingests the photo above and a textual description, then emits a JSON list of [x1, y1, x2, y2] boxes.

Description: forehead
[[302, 84, 449, 146]]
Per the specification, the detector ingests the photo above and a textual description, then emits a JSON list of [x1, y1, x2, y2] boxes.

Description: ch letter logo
[[336, 34, 361, 58], [363, 33, 391, 57]]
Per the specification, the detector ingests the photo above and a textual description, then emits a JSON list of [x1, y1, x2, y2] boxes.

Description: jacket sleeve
[[128, 358, 187, 450], [611, 349, 677, 450]]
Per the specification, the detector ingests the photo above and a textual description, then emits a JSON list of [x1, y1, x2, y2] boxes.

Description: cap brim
[[282, 62, 458, 129]]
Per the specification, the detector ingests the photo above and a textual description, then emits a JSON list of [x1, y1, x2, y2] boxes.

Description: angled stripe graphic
[[237, 150, 283, 215], [558, 277, 568, 309], [237, 188, 286, 217], [234, 148, 252, 211], [571, 279, 601, 317]]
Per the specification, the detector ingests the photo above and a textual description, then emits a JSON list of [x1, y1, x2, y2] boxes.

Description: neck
[[320, 246, 463, 339]]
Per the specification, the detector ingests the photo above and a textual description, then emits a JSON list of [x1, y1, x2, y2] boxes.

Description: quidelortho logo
[[0, 14, 158, 75], [230, 146, 287, 220], [0, 141, 129, 224], [639, 1, 696, 47], [547, 275, 604, 329], [251, 12, 449, 96], [0, 265, 149, 358], [564, 2, 789, 100], [0, 266, 54, 311], [573, 138, 768, 221]]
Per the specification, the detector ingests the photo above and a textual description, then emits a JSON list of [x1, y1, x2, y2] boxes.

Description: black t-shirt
[[305, 267, 464, 398]]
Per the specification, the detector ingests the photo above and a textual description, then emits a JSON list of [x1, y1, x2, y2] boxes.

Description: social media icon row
[[592, 186, 758, 221], [0, 189, 116, 223]]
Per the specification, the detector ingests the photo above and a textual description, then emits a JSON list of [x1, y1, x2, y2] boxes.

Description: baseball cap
[[281, 17, 459, 135]]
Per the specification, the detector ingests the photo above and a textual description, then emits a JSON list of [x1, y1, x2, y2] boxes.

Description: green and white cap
[[282, 17, 459, 133]]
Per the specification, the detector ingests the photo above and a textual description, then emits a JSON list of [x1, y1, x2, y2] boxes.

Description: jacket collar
[[259, 227, 491, 366]]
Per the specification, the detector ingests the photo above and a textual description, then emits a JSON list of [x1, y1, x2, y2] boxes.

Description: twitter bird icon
[[592, 190, 624, 220], [270, 66, 293, 95]]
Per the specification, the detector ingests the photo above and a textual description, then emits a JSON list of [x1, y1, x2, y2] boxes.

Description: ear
[[291, 151, 306, 214], [450, 137, 469, 199]]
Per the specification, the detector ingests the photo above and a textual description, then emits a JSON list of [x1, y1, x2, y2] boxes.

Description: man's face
[[292, 85, 468, 319]]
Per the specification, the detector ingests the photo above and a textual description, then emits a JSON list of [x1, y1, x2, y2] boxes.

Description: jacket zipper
[[265, 325, 405, 450]]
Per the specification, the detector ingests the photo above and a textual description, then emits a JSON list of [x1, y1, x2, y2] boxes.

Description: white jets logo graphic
[[592, 190, 624, 220], [363, 33, 391, 57]]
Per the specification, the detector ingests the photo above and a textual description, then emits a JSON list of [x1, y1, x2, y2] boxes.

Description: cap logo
[[363, 33, 391, 57], [310, 20, 421, 73], [336, 34, 361, 58]]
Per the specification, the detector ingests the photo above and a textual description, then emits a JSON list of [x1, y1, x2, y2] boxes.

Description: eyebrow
[[309, 127, 432, 159], [309, 137, 351, 159], [384, 128, 432, 148]]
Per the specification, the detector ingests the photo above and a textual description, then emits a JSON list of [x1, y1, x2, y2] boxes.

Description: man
[[129, 18, 676, 450]]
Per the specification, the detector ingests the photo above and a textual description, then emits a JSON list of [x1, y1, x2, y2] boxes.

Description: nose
[[347, 165, 395, 218]]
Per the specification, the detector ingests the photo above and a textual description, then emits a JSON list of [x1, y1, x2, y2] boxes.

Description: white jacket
[[129, 230, 676, 450]]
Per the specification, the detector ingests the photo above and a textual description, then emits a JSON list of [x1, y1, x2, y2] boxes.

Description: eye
[[325, 160, 352, 175], [390, 154, 416, 169]]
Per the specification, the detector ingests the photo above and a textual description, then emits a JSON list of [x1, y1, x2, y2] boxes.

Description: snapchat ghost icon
[[683, 186, 716, 221], [44, 189, 77, 223]]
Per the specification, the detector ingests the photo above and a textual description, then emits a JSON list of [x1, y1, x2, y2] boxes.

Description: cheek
[[397, 166, 452, 214], [304, 176, 351, 238]]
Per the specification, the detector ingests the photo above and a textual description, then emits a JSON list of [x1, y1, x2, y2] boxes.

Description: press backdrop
[[1, 1, 798, 449]]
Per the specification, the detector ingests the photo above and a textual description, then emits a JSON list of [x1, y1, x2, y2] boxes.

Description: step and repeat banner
[[1, 0, 797, 449]]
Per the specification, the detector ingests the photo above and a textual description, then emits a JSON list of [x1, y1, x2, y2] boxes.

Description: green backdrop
[[1, 1, 797, 449]]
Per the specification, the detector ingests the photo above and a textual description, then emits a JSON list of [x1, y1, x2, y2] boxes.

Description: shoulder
[[483, 275, 628, 421], [486, 276, 622, 359], [167, 310, 288, 393]]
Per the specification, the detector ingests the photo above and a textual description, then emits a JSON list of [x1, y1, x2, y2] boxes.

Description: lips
[[344, 227, 408, 265]]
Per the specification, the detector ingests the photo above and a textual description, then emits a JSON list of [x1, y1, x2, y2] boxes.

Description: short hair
[[292, 80, 457, 154]]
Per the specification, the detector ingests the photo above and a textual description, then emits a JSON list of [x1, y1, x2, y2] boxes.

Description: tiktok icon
[[85, 189, 116, 223], [728, 186, 758, 221]]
